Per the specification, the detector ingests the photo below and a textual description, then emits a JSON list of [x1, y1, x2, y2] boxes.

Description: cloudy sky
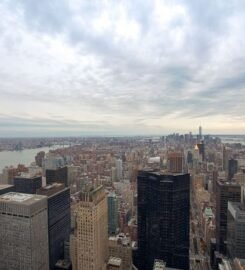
[[0, 0, 245, 136]]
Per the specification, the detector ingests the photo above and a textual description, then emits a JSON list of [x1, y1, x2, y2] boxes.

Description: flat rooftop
[[0, 184, 14, 190], [108, 257, 122, 266], [15, 173, 41, 179], [0, 192, 46, 205]]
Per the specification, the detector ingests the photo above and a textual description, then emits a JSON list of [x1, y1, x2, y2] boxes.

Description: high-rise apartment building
[[14, 173, 42, 194], [137, 171, 190, 270], [108, 192, 119, 235], [215, 180, 241, 253], [0, 192, 49, 269], [167, 152, 184, 173], [37, 183, 71, 270], [227, 202, 245, 259], [71, 186, 108, 270]]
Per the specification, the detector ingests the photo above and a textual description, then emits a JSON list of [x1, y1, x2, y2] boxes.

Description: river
[[0, 145, 66, 172]]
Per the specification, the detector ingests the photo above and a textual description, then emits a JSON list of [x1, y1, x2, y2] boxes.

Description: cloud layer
[[1, 0, 245, 136]]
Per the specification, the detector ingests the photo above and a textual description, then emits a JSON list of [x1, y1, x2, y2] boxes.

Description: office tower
[[197, 142, 205, 161], [0, 192, 49, 269], [46, 166, 68, 186], [187, 151, 193, 165], [116, 159, 123, 180], [227, 202, 245, 259], [14, 173, 42, 194], [167, 152, 184, 173], [152, 259, 182, 270], [108, 192, 119, 235], [137, 171, 190, 270], [223, 146, 232, 172], [37, 183, 71, 270], [216, 180, 241, 253], [109, 234, 132, 270], [71, 186, 108, 270], [199, 126, 202, 140], [0, 184, 14, 195], [107, 257, 122, 270], [228, 159, 238, 181]]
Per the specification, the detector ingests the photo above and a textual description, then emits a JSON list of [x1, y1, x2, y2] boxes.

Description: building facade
[[37, 183, 71, 270], [215, 180, 241, 253], [14, 173, 42, 194], [227, 202, 245, 259], [0, 192, 49, 269], [71, 186, 108, 270], [46, 166, 68, 187], [108, 192, 119, 235], [137, 171, 190, 270], [109, 234, 132, 270]]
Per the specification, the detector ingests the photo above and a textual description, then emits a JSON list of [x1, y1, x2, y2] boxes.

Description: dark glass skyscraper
[[137, 171, 190, 270], [14, 174, 42, 194], [215, 180, 241, 253], [37, 183, 71, 270], [46, 166, 68, 187]]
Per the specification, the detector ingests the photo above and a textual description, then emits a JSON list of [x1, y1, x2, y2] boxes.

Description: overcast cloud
[[0, 0, 245, 136]]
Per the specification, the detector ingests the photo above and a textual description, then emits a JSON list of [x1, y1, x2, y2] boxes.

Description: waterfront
[[0, 145, 65, 171], [218, 135, 245, 145]]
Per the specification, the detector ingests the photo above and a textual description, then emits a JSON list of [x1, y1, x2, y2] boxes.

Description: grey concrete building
[[0, 192, 49, 270], [227, 202, 245, 259]]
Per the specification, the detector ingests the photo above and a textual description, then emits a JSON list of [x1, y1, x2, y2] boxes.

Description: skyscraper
[[70, 186, 108, 270], [199, 126, 202, 140], [215, 180, 241, 253], [137, 171, 190, 270], [116, 159, 123, 181], [227, 202, 245, 259], [167, 152, 184, 173], [37, 183, 71, 270], [108, 192, 119, 235], [46, 166, 68, 187], [0, 192, 49, 269], [14, 173, 42, 194], [228, 159, 238, 181]]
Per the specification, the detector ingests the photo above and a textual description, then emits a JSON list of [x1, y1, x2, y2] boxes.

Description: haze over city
[[1, 0, 245, 136]]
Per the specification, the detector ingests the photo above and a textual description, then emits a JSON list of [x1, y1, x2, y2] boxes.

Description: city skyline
[[1, 0, 245, 136]]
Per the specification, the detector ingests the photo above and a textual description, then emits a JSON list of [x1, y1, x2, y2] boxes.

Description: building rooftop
[[0, 184, 14, 190], [153, 259, 166, 270], [108, 257, 122, 266], [55, 259, 71, 269], [0, 192, 46, 205], [217, 180, 240, 187], [15, 173, 41, 179]]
